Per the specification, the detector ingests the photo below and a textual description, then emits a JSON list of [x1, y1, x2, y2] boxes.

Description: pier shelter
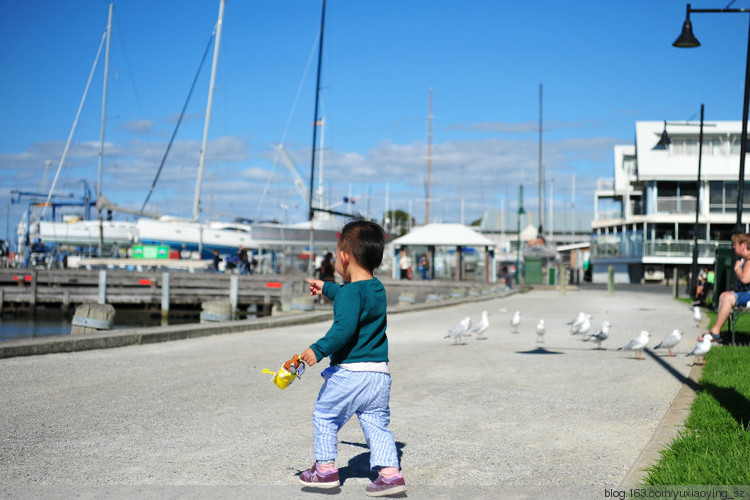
[[390, 223, 496, 283]]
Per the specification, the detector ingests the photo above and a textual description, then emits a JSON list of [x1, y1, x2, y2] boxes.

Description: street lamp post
[[656, 107, 706, 300], [516, 184, 526, 284], [674, 3, 750, 233], [692, 105, 705, 301]]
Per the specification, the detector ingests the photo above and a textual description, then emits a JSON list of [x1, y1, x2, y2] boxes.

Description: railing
[[656, 196, 697, 214], [592, 237, 718, 260], [596, 178, 614, 191], [595, 210, 621, 221]]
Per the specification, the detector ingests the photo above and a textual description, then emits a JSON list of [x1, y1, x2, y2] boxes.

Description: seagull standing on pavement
[[687, 335, 712, 366], [654, 329, 683, 357], [571, 314, 592, 338], [469, 311, 490, 340], [617, 330, 651, 360], [693, 306, 702, 329], [535, 319, 546, 343], [510, 311, 521, 334], [585, 321, 611, 349], [568, 312, 586, 332], [445, 316, 472, 345]]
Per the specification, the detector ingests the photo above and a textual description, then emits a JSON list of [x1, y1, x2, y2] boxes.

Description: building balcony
[[591, 237, 718, 260], [596, 178, 615, 191], [656, 196, 697, 215]]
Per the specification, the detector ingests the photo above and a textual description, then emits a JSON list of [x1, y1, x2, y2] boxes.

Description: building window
[[709, 181, 750, 213]]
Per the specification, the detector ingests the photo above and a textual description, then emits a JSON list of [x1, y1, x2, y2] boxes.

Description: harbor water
[[0, 310, 200, 343]]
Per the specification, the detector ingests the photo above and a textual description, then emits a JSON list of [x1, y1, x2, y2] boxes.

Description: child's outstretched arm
[[307, 278, 324, 296]]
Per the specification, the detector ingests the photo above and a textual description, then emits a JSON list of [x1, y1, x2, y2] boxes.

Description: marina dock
[[0, 268, 292, 317]]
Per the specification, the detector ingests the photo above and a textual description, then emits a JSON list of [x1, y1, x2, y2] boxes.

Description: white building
[[592, 120, 745, 284]]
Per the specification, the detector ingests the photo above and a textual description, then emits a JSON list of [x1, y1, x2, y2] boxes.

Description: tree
[[383, 210, 414, 237]]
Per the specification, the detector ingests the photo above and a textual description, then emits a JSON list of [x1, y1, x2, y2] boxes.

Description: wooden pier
[[0, 268, 302, 318]]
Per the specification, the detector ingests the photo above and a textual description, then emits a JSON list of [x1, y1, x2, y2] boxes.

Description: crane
[[274, 144, 310, 209]]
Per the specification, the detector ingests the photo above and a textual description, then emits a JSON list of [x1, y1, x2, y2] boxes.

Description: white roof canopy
[[391, 223, 495, 247]]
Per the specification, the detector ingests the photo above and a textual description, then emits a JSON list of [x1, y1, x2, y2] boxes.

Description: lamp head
[[653, 121, 672, 150], [673, 17, 700, 48]]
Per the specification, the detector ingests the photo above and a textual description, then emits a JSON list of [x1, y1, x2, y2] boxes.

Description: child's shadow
[[338, 440, 406, 485]]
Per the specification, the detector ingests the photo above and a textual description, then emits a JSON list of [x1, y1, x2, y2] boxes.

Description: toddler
[[298, 218, 406, 497]]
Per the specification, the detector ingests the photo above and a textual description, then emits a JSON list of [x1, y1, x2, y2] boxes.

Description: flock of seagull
[[444, 305, 713, 365]]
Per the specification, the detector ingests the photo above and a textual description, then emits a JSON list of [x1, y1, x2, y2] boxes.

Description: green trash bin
[[713, 245, 734, 308], [548, 266, 556, 285], [524, 256, 543, 285]]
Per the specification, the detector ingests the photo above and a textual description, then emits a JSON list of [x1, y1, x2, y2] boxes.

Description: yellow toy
[[262, 354, 306, 390]]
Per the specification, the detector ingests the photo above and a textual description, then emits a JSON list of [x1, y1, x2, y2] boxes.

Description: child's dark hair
[[338, 216, 386, 273]]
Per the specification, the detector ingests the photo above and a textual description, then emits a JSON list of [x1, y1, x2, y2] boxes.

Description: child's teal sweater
[[309, 278, 389, 365]]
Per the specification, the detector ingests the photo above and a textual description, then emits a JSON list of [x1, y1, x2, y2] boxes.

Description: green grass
[[642, 345, 750, 484]]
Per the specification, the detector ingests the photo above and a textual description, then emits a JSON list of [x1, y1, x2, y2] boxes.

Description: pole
[[691, 104, 704, 300], [193, 0, 225, 221], [516, 185, 524, 284], [307, 0, 326, 276], [97, 3, 113, 256], [308, 0, 326, 222], [737, 14, 750, 233], [426, 87, 433, 224], [538, 83, 544, 235]]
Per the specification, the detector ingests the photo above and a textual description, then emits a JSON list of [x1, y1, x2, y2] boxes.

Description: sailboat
[[133, 0, 341, 263], [19, 0, 341, 269]]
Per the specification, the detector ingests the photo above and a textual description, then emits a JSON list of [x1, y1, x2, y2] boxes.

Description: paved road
[[0, 285, 700, 499]]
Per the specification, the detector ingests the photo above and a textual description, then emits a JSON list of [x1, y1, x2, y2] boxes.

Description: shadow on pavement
[[644, 347, 700, 392], [516, 347, 564, 355]]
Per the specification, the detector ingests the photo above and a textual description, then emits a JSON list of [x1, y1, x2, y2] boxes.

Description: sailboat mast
[[538, 83, 544, 236], [97, 3, 113, 255], [193, 0, 225, 221], [308, 0, 326, 222], [426, 87, 433, 224], [97, 3, 113, 210]]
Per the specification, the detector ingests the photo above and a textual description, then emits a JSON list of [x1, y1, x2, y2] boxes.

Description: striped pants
[[312, 365, 399, 471]]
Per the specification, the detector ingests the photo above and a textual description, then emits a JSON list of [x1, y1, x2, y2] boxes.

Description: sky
[[2, 0, 750, 249]]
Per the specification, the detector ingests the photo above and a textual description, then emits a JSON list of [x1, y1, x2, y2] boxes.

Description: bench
[[727, 305, 747, 345]]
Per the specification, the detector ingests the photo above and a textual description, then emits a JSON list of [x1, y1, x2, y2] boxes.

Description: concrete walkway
[[0, 285, 702, 499]]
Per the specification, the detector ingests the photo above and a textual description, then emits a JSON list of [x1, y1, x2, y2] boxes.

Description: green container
[[713, 246, 734, 308], [548, 266, 556, 285], [524, 256, 543, 285]]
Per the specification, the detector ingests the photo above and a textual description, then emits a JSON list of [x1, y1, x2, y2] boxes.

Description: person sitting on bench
[[699, 232, 750, 342]]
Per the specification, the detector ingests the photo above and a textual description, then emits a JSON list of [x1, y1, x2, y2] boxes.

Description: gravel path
[[0, 286, 699, 499]]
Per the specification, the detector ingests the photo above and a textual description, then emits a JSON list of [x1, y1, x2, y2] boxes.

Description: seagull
[[687, 335, 712, 366], [510, 311, 521, 334], [469, 311, 490, 340], [571, 314, 592, 338], [535, 319, 546, 343], [617, 330, 651, 360], [585, 321, 611, 349], [568, 312, 586, 331], [693, 306, 702, 328], [654, 329, 683, 357], [445, 316, 472, 345]]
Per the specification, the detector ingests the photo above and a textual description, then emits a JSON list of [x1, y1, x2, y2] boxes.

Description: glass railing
[[656, 197, 697, 214], [592, 238, 718, 259], [596, 179, 614, 191]]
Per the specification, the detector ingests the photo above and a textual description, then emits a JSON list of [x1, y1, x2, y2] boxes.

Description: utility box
[[524, 256, 543, 285]]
